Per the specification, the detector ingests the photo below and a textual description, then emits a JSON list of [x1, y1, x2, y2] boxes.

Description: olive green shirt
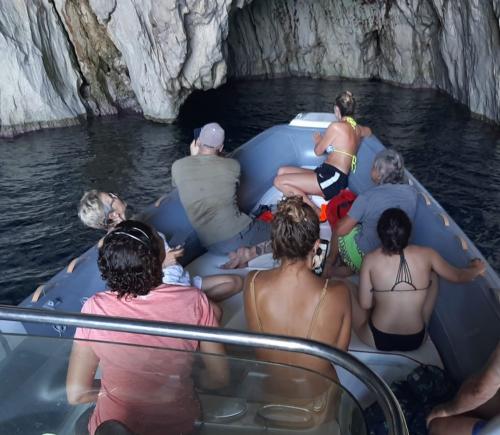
[[171, 155, 252, 246]]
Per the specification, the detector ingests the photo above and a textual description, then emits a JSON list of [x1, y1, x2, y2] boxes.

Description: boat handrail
[[0, 304, 408, 435]]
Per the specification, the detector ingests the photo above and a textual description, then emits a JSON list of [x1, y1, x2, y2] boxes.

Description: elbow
[[360, 302, 372, 311], [66, 390, 84, 405]]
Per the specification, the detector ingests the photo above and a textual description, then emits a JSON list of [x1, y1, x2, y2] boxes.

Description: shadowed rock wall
[[1, 0, 499, 136], [228, 0, 500, 123]]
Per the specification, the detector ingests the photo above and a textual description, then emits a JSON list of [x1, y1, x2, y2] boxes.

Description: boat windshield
[[0, 332, 366, 434]]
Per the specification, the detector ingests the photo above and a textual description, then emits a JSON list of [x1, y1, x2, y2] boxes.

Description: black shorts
[[314, 163, 348, 200]]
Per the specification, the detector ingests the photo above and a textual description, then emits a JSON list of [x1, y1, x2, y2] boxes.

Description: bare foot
[[220, 247, 255, 269]]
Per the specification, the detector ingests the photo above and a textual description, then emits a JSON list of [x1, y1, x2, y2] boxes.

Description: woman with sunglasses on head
[[78, 190, 242, 303], [66, 220, 228, 435]]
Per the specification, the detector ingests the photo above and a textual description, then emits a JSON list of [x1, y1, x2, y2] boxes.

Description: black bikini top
[[371, 251, 432, 293]]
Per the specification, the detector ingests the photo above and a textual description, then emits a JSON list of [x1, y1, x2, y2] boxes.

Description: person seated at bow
[[78, 190, 242, 303], [66, 220, 228, 435], [350, 208, 485, 352], [274, 91, 371, 217], [244, 196, 351, 409]]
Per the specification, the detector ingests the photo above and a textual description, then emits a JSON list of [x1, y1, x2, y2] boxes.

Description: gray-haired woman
[[324, 149, 417, 276]]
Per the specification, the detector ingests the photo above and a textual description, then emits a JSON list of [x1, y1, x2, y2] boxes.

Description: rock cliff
[[228, 0, 500, 123], [1, 0, 499, 136]]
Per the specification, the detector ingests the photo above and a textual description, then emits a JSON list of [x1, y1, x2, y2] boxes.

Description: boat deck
[[185, 185, 443, 406]]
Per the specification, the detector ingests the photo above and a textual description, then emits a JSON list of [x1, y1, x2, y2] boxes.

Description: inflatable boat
[[0, 112, 498, 434]]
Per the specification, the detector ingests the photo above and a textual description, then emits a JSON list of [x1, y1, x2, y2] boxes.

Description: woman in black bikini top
[[350, 208, 485, 352]]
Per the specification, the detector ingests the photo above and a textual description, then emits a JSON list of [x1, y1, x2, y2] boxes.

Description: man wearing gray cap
[[171, 122, 271, 254]]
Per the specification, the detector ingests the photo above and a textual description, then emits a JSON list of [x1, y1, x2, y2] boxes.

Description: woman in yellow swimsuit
[[273, 91, 372, 217]]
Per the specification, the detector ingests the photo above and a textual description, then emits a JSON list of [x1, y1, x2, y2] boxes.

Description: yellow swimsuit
[[325, 116, 358, 172]]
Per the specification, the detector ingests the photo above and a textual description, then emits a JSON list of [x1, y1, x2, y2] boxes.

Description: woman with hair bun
[[66, 220, 228, 435], [273, 91, 372, 216], [244, 196, 351, 402], [352, 208, 485, 352]]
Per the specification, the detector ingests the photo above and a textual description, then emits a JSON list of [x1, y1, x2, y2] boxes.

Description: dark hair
[[271, 196, 319, 261], [377, 208, 412, 255], [98, 220, 164, 298], [335, 91, 356, 117]]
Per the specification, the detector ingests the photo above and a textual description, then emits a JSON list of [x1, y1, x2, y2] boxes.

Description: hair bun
[[276, 196, 307, 223]]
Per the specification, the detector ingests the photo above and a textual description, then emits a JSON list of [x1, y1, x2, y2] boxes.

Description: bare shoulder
[[361, 249, 379, 268], [322, 121, 342, 140], [408, 245, 434, 258], [325, 279, 350, 301]]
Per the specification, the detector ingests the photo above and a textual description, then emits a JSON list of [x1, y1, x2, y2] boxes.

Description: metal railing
[[0, 304, 408, 435]]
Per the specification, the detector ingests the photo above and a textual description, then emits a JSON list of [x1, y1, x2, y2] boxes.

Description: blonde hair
[[78, 190, 109, 229], [271, 196, 319, 261]]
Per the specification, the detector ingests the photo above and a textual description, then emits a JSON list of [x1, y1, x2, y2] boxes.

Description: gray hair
[[78, 190, 110, 230], [373, 149, 407, 184]]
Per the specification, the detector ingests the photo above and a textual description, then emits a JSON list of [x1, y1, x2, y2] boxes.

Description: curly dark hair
[[377, 208, 412, 255], [335, 91, 356, 117], [271, 196, 320, 261], [98, 220, 164, 299]]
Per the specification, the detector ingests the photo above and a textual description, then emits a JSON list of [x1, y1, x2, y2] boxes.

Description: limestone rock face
[[0, 1, 86, 137], [92, 0, 231, 122], [228, 0, 500, 123], [52, 0, 140, 116], [1, 0, 500, 135]]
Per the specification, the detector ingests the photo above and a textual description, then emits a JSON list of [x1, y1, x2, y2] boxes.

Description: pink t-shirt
[[74, 284, 218, 435]]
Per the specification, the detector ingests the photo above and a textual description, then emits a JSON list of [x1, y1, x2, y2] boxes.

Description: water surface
[[1, 78, 499, 305]]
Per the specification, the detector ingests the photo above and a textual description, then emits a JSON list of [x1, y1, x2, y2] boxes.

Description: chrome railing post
[[0, 305, 408, 435]]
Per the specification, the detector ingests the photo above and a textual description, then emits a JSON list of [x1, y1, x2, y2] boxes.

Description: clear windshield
[[0, 331, 367, 435]]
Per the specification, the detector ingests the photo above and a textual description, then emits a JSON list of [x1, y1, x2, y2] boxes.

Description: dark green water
[[1, 78, 500, 305]]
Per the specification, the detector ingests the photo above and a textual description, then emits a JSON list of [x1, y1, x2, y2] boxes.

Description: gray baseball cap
[[199, 122, 225, 148]]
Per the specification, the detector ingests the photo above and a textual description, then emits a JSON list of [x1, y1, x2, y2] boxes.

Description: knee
[[231, 275, 244, 292], [273, 175, 283, 190], [277, 166, 288, 176]]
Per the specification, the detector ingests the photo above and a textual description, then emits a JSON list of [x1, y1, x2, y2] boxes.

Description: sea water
[[1, 78, 499, 305]]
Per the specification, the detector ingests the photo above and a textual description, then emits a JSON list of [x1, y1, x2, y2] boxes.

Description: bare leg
[[273, 168, 323, 214], [422, 272, 439, 324], [330, 264, 355, 278], [202, 274, 243, 302], [429, 416, 482, 435], [344, 280, 375, 348], [209, 301, 223, 323], [277, 166, 314, 176], [322, 236, 340, 278]]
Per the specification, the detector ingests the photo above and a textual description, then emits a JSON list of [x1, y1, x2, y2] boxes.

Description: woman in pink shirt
[[66, 220, 228, 435]]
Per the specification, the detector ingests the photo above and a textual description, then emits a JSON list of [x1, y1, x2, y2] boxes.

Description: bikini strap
[[306, 279, 329, 339], [344, 116, 357, 129], [250, 270, 264, 332], [324, 147, 357, 173], [391, 251, 417, 291]]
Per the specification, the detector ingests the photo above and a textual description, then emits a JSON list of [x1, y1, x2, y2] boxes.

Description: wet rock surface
[[1, 0, 500, 135]]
